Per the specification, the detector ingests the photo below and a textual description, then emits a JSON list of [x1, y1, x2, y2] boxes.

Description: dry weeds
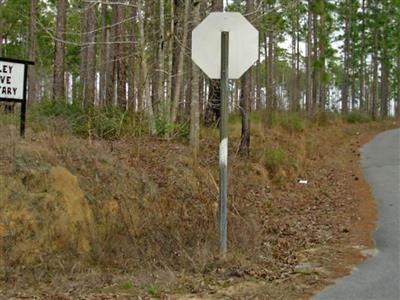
[[0, 116, 397, 299]]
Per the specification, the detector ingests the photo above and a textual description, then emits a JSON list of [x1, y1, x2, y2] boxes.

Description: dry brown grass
[[0, 113, 397, 298]]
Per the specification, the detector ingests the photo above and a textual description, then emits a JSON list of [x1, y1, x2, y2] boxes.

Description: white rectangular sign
[[0, 61, 26, 100]]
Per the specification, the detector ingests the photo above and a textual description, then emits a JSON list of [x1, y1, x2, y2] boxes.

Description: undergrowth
[[30, 101, 146, 138], [264, 111, 307, 133], [0, 101, 397, 296], [263, 147, 288, 174], [28, 101, 190, 139], [1, 101, 380, 142], [343, 111, 372, 124]]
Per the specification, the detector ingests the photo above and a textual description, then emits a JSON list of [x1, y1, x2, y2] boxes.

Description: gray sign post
[[219, 32, 229, 256], [191, 13, 258, 256]]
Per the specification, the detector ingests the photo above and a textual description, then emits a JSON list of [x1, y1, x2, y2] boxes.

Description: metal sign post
[[191, 13, 258, 256], [0, 57, 34, 138], [219, 32, 229, 256]]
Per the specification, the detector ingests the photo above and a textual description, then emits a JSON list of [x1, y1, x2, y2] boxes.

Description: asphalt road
[[314, 128, 400, 300]]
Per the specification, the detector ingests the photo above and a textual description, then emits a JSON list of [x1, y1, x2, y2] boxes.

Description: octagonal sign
[[192, 12, 259, 79]]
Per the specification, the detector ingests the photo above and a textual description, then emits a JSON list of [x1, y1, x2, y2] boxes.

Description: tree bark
[[290, 10, 297, 112], [84, 2, 97, 107], [380, 48, 389, 119], [359, 0, 366, 112], [170, 0, 190, 123], [128, 1, 137, 111], [79, 2, 88, 105], [267, 10, 275, 111], [115, 3, 126, 109], [296, 1, 301, 111], [28, 0, 38, 104], [190, 0, 201, 160], [306, 0, 313, 116], [166, 0, 175, 123], [99, 1, 108, 106], [341, 0, 350, 114], [0, 7, 3, 57], [204, 0, 224, 126], [371, 39, 378, 120], [239, 0, 254, 157], [138, 0, 156, 133], [312, 8, 318, 115], [318, 0, 326, 112], [397, 56, 400, 119], [256, 49, 262, 110], [158, 0, 165, 111], [53, 0, 67, 101]]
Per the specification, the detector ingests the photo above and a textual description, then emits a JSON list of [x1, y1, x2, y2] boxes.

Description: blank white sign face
[[0, 61, 25, 100], [192, 12, 259, 79]]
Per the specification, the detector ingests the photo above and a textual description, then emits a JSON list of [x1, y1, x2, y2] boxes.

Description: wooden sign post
[[0, 57, 34, 138]]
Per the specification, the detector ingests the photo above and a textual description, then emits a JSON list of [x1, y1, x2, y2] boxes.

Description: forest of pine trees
[[1, 0, 399, 142]]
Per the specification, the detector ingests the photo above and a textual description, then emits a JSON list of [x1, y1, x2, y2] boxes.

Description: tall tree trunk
[[0, 7, 3, 57], [306, 0, 313, 116], [397, 56, 400, 119], [359, 0, 366, 112], [341, 0, 350, 113], [99, 1, 108, 106], [85, 2, 97, 107], [296, 1, 301, 111], [158, 0, 165, 112], [28, 0, 38, 104], [312, 9, 318, 115], [185, 55, 193, 119], [380, 48, 389, 119], [79, 2, 88, 105], [351, 76, 356, 110], [53, 0, 67, 101], [256, 49, 262, 110], [170, 0, 190, 123], [318, 0, 326, 112], [371, 42, 378, 120], [396, 53, 400, 119], [106, 1, 121, 107], [150, 1, 159, 115], [137, 0, 156, 133], [290, 9, 298, 112], [239, 0, 254, 157], [365, 65, 370, 113], [166, 0, 175, 123], [115, 3, 126, 109], [190, 0, 201, 160], [204, 0, 224, 126], [106, 23, 115, 106], [128, 1, 137, 111], [267, 25, 275, 110]]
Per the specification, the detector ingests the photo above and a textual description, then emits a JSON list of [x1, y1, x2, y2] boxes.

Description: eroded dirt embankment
[[0, 120, 397, 299]]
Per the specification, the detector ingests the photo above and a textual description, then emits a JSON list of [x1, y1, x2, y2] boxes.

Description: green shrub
[[0, 108, 19, 126], [344, 111, 372, 124], [264, 147, 287, 174], [265, 112, 306, 133], [228, 112, 241, 124], [28, 100, 84, 133], [36, 100, 83, 118], [281, 113, 306, 132], [119, 281, 134, 290], [29, 101, 148, 139], [84, 106, 129, 139], [155, 117, 189, 139], [311, 111, 338, 126]]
